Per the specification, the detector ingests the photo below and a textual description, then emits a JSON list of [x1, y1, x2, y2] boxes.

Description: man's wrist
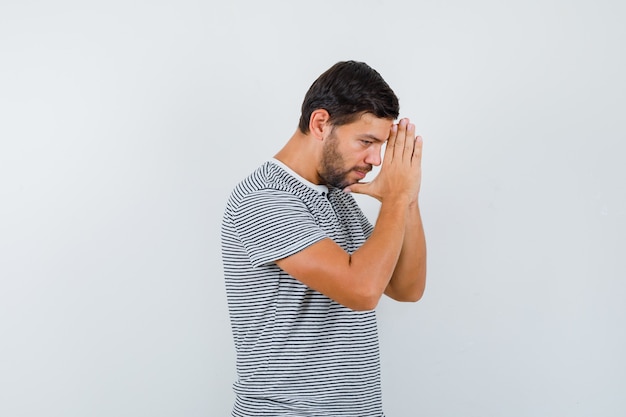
[[408, 197, 420, 209], [382, 194, 412, 208]]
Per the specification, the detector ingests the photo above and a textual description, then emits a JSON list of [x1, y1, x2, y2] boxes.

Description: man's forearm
[[350, 196, 410, 300], [274, 195, 415, 311], [385, 202, 427, 301]]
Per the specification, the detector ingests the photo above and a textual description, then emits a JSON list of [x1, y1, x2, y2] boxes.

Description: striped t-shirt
[[221, 160, 384, 417]]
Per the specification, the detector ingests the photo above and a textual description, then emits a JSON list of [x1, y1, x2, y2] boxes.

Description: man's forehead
[[353, 113, 394, 141]]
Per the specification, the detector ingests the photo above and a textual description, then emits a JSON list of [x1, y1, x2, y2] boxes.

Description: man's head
[[298, 61, 400, 188], [298, 61, 399, 134]]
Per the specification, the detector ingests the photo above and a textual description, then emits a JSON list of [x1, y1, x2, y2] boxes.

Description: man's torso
[[221, 161, 383, 417]]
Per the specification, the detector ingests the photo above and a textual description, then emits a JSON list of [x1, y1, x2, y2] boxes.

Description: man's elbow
[[401, 289, 425, 303], [386, 280, 426, 303], [343, 284, 385, 311], [346, 285, 423, 310]]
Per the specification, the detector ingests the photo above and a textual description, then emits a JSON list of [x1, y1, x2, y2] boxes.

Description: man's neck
[[274, 130, 323, 185]]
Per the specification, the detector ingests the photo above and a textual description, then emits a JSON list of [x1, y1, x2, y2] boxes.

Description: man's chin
[[336, 178, 362, 189], [326, 171, 366, 189]]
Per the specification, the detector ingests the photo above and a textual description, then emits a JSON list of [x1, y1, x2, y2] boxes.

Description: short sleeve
[[357, 207, 374, 239], [232, 188, 327, 268]]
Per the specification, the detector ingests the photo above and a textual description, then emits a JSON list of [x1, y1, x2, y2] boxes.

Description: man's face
[[318, 113, 393, 188]]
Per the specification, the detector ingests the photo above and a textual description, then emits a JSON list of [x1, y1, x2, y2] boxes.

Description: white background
[[1, 1, 625, 416]]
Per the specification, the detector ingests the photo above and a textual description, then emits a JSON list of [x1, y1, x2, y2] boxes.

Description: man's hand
[[275, 117, 426, 310], [346, 118, 422, 204]]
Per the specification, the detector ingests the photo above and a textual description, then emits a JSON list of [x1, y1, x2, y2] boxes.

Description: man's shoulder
[[226, 161, 311, 208]]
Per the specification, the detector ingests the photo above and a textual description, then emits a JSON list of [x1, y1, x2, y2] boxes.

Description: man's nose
[[365, 146, 382, 166]]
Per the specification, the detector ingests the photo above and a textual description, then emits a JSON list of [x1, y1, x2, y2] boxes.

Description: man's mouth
[[353, 167, 372, 179]]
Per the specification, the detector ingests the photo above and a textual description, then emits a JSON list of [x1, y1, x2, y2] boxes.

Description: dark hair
[[298, 61, 400, 134]]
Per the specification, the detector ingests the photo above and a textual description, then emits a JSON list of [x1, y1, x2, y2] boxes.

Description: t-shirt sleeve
[[358, 208, 374, 239], [232, 188, 327, 268]]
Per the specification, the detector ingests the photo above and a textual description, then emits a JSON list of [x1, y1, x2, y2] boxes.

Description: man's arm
[[351, 118, 426, 303], [276, 119, 424, 311], [384, 202, 427, 302], [276, 197, 410, 311]]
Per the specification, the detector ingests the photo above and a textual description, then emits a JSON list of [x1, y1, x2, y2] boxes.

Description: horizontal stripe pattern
[[222, 161, 382, 416]]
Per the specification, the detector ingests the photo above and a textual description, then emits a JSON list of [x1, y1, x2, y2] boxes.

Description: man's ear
[[308, 109, 331, 141]]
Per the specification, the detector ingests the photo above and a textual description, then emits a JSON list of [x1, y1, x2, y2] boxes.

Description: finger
[[404, 122, 416, 161], [344, 181, 369, 195], [384, 123, 398, 164], [395, 118, 408, 158], [412, 135, 423, 164]]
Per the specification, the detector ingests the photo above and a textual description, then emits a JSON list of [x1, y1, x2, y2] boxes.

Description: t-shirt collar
[[270, 158, 329, 195]]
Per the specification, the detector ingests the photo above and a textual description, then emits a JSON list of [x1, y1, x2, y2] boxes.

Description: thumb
[[344, 181, 370, 195]]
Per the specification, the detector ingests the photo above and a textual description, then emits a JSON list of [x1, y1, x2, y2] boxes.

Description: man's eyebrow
[[358, 134, 386, 142]]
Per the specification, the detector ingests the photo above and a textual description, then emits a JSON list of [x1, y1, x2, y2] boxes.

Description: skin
[[318, 126, 377, 189], [274, 110, 426, 311]]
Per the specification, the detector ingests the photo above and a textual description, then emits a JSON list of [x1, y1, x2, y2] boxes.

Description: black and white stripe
[[222, 160, 383, 417]]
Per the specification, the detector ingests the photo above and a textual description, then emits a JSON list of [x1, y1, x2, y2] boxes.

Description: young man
[[221, 61, 426, 416]]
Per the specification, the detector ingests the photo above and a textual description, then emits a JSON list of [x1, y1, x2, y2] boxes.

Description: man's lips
[[353, 168, 371, 179]]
